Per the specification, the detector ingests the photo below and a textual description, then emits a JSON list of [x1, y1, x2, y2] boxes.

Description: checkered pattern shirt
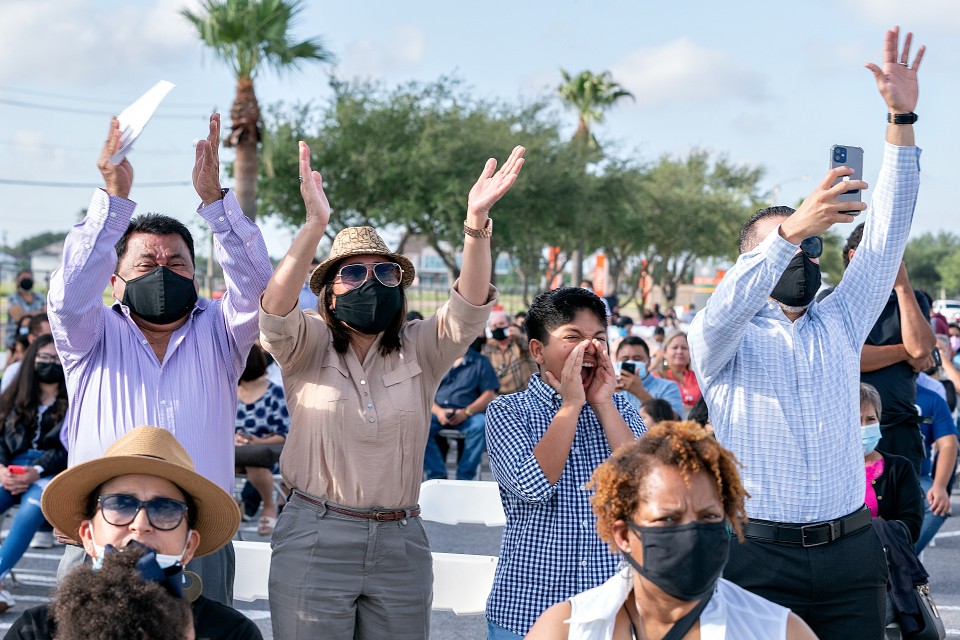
[[484, 374, 646, 635], [688, 143, 921, 523]]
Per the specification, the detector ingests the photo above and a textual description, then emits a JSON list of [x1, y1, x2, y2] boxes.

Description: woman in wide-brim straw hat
[[259, 140, 524, 639]]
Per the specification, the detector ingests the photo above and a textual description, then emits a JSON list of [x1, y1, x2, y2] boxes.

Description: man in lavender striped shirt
[[47, 114, 273, 605]]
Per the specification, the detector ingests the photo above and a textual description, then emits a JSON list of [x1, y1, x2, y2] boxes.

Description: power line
[[0, 97, 206, 120], [0, 84, 212, 109], [0, 139, 189, 156], [0, 178, 191, 188]]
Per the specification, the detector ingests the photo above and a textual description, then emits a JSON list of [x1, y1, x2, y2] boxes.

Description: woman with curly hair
[[526, 421, 816, 639]]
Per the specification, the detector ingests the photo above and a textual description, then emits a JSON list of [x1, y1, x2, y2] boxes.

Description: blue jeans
[[487, 620, 523, 640], [915, 475, 948, 553], [0, 450, 50, 582], [423, 413, 487, 481]]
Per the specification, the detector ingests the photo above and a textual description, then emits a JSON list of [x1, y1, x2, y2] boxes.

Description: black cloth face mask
[[18, 278, 33, 291], [770, 253, 821, 308], [333, 280, 403, 336], [119, 266, 198, 326], [622, 520, 730, 601], [35, 362, 64, 384]]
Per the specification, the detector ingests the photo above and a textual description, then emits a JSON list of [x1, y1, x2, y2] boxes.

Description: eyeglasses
[[335, 262, 403, 289], [98, 494, 189, 531], [800, 236, 823, 259]]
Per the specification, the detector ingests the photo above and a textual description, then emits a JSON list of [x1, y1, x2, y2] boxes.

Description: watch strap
[[887, 112, 918, 125], [464, 218, 493, 238]]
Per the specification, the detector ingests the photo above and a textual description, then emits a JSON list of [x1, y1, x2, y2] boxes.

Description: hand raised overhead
[[98, 117, 134, 199], [193, 114, 224, 205], [865, 26, 925, 114], [467, 145, 525, 217], [298, 140, 330, 229]]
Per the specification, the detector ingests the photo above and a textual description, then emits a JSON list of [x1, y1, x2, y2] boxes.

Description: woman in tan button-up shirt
[[260, 141, 525, 640]]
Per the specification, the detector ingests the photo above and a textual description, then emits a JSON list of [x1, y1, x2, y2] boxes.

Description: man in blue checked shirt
[[689, 26, 924, 640], [484, 287, 645, 639]]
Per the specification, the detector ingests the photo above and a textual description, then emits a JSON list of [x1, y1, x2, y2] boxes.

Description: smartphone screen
[[620, 362, 636, 375], [829, 145, 864, 214]]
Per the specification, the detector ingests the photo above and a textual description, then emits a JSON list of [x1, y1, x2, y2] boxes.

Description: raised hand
[[98, 117, 134, 199], [298, 141, 331, 229], [865, 26, 925, 114], [779, 167, 868, 244], [585, 339, 618, 408], [543, 340, 588, 410], [193, 114, 224, 205], [467, 146, 526, 217]]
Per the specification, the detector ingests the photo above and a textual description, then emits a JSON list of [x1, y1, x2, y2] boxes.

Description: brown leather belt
[[292, 490, 420, 521]]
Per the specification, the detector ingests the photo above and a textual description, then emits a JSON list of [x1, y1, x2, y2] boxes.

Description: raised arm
[[458, 146, 524, 305], [48, 118, 136, 367], [261, 141, 330, 317], [192, 115, 273, 372]]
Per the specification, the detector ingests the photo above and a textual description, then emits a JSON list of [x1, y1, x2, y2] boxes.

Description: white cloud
[[610, 38, 768, 109], [841, 0, 960, 30], [337, 25, 427, 79], [0, 0, 197, 84]]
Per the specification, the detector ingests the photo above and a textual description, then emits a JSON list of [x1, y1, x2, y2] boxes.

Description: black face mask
[[491, 327, 508, 341], [770, 253, 821, 309], [623, 520, 730, 601], [333, 280, 403, 336], [18, 278, 33, 291], [35, 362, 64, 384], [120, 267, 198, 326]]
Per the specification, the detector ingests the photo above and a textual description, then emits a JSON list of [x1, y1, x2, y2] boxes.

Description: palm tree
[[557, 69, 633, 283], [557, 69, 633, 147], [182, 0, 333, 219]]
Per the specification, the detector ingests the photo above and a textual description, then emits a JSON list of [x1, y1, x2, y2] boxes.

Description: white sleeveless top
[[565, 567, 789, 640]]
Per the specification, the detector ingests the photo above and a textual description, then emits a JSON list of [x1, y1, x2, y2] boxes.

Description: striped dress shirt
[[48, 189, 273, 493], [485, 374, 646, 635], [689, 143, 921, 523]]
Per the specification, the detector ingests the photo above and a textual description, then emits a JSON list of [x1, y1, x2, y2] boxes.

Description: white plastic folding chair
[[431, 552, 498, 615], [418, 479, 505, 526], [232, 540, 271, 602]]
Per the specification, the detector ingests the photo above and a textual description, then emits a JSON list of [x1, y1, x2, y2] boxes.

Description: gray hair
[[859, 383, 882, 416]]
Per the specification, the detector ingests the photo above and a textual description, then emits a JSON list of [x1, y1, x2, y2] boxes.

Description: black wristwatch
[[887, 112, 918, 125]]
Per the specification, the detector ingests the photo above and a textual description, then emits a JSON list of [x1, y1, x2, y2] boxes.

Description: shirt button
[[581, 560, 588, 568], [218, 216, 225, 222], [160, 400, 167, 405], [582, 520, 589, 528], [579, 484, 586, 491], [367, 403, 373, 409], [360, 380, 366, 385], [368, 417, 375, 423], [141, 339, 148, 345]]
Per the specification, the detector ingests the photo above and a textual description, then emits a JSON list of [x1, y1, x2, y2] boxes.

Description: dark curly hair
[[842, 222, 865, 268], [590, 421, 749, 549], [52, 545, 192, 640]]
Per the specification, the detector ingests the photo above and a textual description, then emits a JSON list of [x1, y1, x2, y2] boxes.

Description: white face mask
[[90, 529, 191, 570]]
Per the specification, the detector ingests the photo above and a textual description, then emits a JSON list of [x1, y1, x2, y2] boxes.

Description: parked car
[[933, 299, 960, 324]]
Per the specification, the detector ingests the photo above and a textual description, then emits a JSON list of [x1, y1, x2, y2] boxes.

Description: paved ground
[[6, 479, 960, 638]]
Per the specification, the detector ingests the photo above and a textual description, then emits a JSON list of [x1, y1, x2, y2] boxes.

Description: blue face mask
[[862, 422, 882, 455]]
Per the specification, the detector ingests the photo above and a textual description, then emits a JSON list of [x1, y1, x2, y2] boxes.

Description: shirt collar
[[528, 373, 564, 409]]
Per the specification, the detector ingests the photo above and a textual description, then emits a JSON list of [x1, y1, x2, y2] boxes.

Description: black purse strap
[[661, 592, 714, 640]]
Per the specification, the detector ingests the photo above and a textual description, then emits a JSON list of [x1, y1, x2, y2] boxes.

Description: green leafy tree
[[182, 0, 333, 219], [902, 231, 960, 295]]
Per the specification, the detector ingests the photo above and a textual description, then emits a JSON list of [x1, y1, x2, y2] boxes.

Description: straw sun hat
[[41, 426, 240, 558], [309, 226, 416, 295]]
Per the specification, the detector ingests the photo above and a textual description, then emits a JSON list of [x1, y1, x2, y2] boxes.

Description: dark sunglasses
[[98, 494, 188, 531], [335, 262, 403, 289], [800, 236, 823, 259]]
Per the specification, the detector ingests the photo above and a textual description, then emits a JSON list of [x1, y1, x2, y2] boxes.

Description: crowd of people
[[0, 23, 952, 640]]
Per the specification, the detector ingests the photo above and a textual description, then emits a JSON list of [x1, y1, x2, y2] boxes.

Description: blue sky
[[1, 0, 957, 260]]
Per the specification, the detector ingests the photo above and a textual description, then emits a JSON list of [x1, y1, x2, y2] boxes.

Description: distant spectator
[[614, 337, 682, 417], [639, 398, 676, 426], [235, 344, 289, 536], [652, 331, 702, 417], [924, 291, 949, 335], [482, 311, 537, 396], [424, 347, 499, 480], [579, 280, 611, 319], [686, 397, 713, 435], [1, 314, 51, 394], [680, 303, 698, 324], [0, 335, 69, 611], [5, 270, 45, 351], [513, 311, 527, 331], [406, 310, 424, 322], [913, 379, 959, 553], [298, 257, 321, 311]]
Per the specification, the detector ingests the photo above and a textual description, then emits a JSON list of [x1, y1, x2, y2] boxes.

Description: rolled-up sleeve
[[415, 280, 499, 379]]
